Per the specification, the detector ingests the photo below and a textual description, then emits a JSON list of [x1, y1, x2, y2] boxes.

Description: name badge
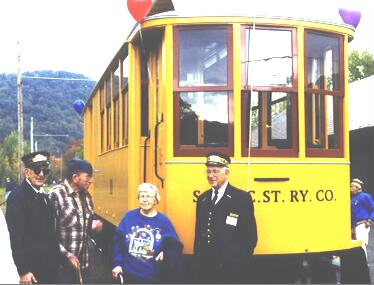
[[226, 213, 238, 226]]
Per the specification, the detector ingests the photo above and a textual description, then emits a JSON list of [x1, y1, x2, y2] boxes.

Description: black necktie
[[37, 192, 47, 205], [211, 189, 219, 206]]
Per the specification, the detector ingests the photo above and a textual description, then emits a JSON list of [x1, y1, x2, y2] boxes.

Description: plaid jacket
[[49, 180, 94, 269]]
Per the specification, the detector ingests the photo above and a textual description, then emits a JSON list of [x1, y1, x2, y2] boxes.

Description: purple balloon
[[73, 99, 85, 114], [339, 8, 361, 28]]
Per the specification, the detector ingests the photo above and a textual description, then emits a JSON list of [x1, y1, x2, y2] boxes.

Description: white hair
[[137, 183, 161, 204]]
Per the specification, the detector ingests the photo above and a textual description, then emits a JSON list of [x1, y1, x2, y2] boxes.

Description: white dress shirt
[[211, 180, 229, 205]]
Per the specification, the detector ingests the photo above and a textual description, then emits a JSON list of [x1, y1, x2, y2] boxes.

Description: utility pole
[[60, 150, 63, 182], [17, 41, 24, 183], [30, 117, 34, 152]]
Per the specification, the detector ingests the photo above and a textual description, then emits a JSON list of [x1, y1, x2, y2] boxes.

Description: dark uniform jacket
[[5, 180, 59, 283], [194, 183, 257, 283]]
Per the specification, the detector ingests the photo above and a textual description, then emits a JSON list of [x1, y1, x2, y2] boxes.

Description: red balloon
[[127, 0, 152, 23]]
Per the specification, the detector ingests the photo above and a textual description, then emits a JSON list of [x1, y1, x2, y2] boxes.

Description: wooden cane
[[75, 260, 83, 284]]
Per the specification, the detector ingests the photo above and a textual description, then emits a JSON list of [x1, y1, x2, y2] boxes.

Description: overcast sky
[[0, 0, 373, 81]]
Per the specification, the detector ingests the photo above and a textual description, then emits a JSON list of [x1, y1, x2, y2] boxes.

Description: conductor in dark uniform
[[6, 151, 59, 284], [194, 153, 257, 283]]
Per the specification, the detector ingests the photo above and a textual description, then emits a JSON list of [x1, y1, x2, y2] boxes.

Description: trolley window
[[305, 31, 344, 157], [106, 77, 112, 151], [100, 86, 105, 153], [241, 26, 298, 157], [242, 28, 295, 87], [179, 91, 229, 146], [114, 65, 120, 148], [122, 56, 129, 146], [242, 91, 298, 157], [173, 26, 233, 156]]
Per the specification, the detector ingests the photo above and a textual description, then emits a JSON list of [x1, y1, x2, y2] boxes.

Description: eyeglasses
[[206, 169, 225, 175], [138, 194, 156, 200], [30, 166, 50, 175]]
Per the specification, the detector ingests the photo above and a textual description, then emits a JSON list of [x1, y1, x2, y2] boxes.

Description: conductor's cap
[[21, 151, 50, 168], [205, 152, 231, 168]]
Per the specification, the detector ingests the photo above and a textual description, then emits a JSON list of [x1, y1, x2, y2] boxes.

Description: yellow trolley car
[[83, 1, 367, 282]]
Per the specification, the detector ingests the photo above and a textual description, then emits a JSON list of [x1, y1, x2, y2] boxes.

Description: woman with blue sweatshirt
[[112, 183, 183, 283]]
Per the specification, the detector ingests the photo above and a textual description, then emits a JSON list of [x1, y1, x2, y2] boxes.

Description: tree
[[0, 131, 19, 185], [0, 131, 30, 186], [348, 50, 374, 83]]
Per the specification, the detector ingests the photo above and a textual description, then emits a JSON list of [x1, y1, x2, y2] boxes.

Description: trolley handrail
[[154, 113, 164, 188], [143, 130, 151, 182]]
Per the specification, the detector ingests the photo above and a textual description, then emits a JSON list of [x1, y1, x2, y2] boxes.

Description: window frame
[[304, 30, 344, 157], [173, 25, 234, 157], [105, 76, 112, 151], [241, 91, 299, 157], [121, 57, 129, 146], [241, 26, 299, 157], [100, 85, 105, 153], [113, 64, 120, 148]]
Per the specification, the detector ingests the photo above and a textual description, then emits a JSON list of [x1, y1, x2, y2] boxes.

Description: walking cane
[[74, 260, 83, 284], [117, 272, 124, 284]]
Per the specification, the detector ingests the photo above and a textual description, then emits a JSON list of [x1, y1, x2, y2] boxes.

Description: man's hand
[[112, 265, 123, 279], [92, 219, 103, 232], [20, 272, 37, 284], [68, 255, 80, 269]]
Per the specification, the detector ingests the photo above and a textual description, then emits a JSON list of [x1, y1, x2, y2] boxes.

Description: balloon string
[[139, 29, 153, 86]]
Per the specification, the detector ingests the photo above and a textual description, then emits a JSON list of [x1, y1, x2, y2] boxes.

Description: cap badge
[[32, 154, 48, 163], [207, 155, 228, 167]]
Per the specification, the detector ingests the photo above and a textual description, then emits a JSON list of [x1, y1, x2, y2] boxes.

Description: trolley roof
[[146, 0, 356, 30], [83, 0, 357, 112]]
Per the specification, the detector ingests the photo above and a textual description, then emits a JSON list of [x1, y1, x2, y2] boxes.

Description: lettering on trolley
[[192, 189, 336, 203]]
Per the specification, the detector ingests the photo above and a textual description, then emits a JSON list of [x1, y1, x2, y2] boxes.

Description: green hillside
[[0, 70, 96, 155]]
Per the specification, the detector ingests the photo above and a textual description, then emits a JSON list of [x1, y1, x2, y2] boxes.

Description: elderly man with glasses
[[6, 151, 60, 284], [194, 152, 257, 284]]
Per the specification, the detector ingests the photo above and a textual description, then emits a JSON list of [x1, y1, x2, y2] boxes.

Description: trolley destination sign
[[193, 189, 336, 203]]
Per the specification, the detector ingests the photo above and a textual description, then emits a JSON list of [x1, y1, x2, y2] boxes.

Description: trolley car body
[[83, 4, 361, 266]]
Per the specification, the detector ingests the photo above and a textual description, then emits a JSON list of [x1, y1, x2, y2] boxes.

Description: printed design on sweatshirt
[[127, 224, 162, 260]]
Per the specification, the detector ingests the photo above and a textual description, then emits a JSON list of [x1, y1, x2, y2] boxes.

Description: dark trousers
[[197, 247, 252, 284], [33, 267, 59, 284], [58, 264, 90, 284]]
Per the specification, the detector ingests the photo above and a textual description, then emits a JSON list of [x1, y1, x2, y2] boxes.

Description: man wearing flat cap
[[49, 157, 103, 283], [194, 152, 257, 283], [350, 178, 374, 258], [6, 151, 60, 284]]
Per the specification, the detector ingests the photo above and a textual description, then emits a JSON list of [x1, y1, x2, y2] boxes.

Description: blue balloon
[[73, 99, 85, 114], [339, 8, 361, 28]]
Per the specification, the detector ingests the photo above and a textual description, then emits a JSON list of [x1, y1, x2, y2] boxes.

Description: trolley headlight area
[[82, 5, 367, 282]]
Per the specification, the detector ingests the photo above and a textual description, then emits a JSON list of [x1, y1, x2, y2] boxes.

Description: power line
[[34, 134, 69, 137], [21, 75, 96, 82]]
